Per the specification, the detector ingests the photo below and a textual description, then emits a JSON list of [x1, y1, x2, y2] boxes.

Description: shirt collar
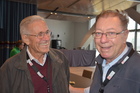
[[26, 46, 47, 66]]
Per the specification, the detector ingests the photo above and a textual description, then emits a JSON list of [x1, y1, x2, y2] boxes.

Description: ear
[[122, 30, 129, 43], [21, 34, 30, 45], [124, 30, 129, 38]]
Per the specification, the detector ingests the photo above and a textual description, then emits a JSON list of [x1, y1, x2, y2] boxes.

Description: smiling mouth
[[101, 46, 111, 50], [40, 43, 49, 46]]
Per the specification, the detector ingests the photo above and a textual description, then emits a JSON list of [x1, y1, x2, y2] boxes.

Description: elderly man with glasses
[[0, 15, 70, 93]]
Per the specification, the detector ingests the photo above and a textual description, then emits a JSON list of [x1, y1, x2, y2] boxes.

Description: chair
[[82, 69, 93, 79]]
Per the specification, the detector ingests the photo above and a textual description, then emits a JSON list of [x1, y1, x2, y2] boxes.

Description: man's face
[[24, 20, 51, 55], [94, 16, 128, 62]]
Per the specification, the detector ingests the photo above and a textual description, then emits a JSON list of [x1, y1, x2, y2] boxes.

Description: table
[[70, 73, 92, 88]]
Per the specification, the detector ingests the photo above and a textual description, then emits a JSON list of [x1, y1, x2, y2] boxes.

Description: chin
[[100, 53, 110, 58], [40, 45, 50, 49], [40, 48, 49, 53]]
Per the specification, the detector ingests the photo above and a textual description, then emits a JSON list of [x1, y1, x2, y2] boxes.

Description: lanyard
[[27, 59, 51, 93], [98, 49, 134, 93]]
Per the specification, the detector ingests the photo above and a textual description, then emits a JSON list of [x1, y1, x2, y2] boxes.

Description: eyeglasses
[[92, 30, 125, 39], [25, 30, 52, 39]]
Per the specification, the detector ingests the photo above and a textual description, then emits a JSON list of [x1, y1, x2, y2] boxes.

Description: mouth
[[40, 43, 49, 46], [101, 46, 111, 51]]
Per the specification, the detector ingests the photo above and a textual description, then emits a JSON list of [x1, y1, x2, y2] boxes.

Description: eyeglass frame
[[92, 30, 125, 39], [25, 30, 52, 39]]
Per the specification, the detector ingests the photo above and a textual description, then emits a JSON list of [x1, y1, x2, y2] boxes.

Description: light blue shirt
[[102, 46, 129, 82]]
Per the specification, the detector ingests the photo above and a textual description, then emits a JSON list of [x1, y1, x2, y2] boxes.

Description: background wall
[[46, 19, 89, 49]]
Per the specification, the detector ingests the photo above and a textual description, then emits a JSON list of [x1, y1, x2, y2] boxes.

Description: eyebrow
[[106, 28, 116, 31], [95, 28, 116, 31], [38, 30, 49, 33]]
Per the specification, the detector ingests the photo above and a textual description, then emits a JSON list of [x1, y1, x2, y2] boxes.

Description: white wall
[[45, 19, 89, 49], [74, 22, 89, 48]]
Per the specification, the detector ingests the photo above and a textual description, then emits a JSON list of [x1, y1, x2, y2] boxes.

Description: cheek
[[94, 40, 101, 51], [29, 37, 39, 44], [113, 38, 125, 52], [117, 36, 126, 44], [94, 39, 98, 44], [28, 40, 38, 50]]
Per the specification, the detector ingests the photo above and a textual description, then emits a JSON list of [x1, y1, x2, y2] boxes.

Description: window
[[127, 17, 140, 52], [137, 31, 140, 52]]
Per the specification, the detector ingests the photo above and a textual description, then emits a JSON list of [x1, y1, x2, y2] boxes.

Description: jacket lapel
[[14, 45, 32, 81], [48, 49, 63, 86]]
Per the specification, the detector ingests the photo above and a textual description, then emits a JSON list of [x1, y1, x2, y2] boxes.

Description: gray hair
[[20, 15, 46, 35]]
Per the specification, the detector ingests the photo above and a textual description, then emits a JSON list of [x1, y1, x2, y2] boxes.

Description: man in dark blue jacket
[[70, 10, 140, 93], [90, 10, 140, 93]]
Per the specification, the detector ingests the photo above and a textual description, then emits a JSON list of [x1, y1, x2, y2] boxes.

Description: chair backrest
[[82, 69, 92, 79]]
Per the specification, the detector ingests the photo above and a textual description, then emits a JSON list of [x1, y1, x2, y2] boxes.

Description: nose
[[100, 33, 109, 43]]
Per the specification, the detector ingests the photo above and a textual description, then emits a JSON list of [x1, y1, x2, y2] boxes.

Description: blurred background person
[[10, 40, 24, 57]]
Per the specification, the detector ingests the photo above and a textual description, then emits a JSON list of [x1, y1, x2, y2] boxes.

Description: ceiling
[[9, 0, 140, 22]]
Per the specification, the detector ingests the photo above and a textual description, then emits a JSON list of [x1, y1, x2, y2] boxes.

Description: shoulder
[[49, 48, 68, 63], [49, 48, 64, 56], [2, 48, 26, 70], [127, 51, 140, 70], [0, 56, 17, 72], [130, 51, 140, 62]]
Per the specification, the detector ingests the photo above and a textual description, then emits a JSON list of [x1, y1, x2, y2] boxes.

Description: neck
[[34, 54, 45, 64], [28, 48, 46, 64]]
